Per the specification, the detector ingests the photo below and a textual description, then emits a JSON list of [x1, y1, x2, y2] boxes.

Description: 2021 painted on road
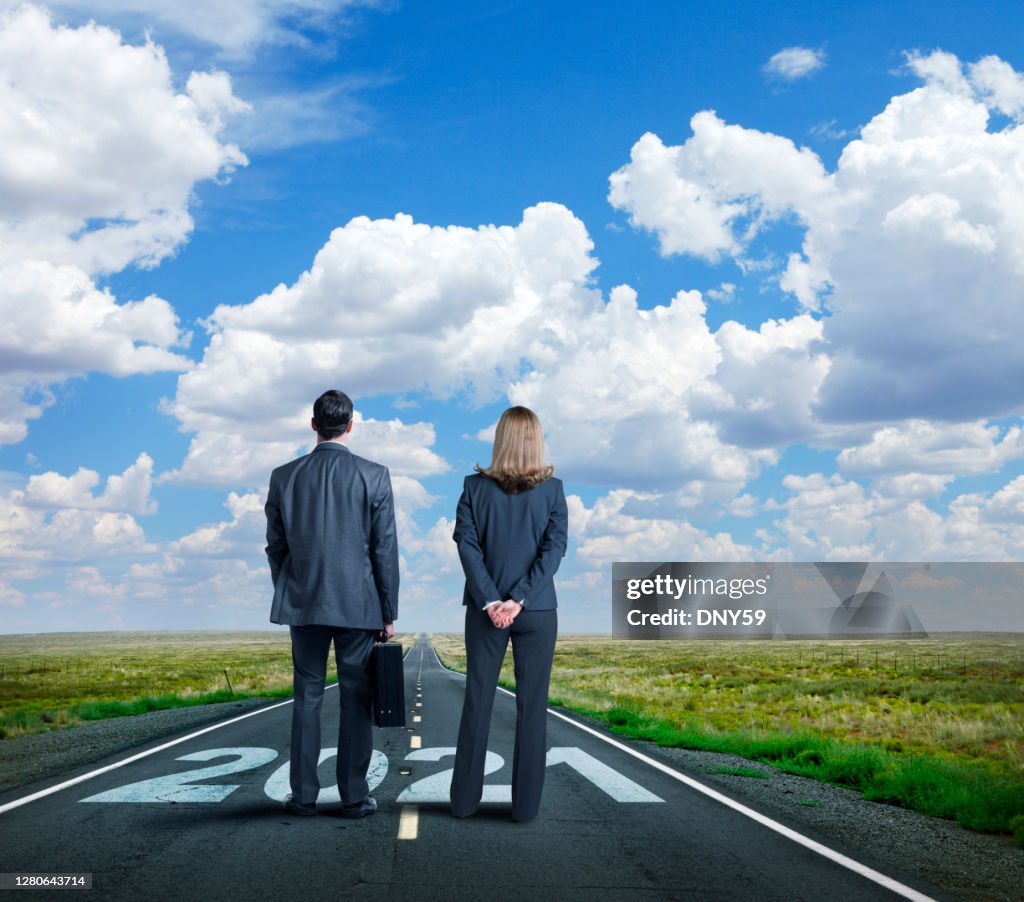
[[79, 746, 664, 805]]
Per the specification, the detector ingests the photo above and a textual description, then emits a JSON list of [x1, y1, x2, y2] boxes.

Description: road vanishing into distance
[[0, 637, 953, 901]]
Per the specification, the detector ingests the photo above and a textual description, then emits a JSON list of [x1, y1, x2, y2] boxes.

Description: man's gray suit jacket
[[265, 441, 399, 628]]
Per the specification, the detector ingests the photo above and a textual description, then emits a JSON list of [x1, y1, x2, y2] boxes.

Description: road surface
[[0, 637, 952, 901]]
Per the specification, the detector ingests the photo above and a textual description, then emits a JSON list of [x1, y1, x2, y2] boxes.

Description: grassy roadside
[[0, 632, 297, 738], [0, 631, 412, 739], [430, 632, 1024, 846]]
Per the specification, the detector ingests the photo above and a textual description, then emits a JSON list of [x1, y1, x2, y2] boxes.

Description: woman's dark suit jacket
[[453, 473, 568, 610]]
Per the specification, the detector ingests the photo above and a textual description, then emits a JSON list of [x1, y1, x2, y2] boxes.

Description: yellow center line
[[398, 805, 419, 840]]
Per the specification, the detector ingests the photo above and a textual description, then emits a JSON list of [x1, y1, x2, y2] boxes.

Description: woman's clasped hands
[[487, 600, 523, 629]]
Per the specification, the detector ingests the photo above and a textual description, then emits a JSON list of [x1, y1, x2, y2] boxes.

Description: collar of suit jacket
[[314, 441, 350, 452]]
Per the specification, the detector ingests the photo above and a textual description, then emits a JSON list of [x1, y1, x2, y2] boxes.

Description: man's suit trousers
[[289, 625, 377, 806], [450, 606, 557, 821]]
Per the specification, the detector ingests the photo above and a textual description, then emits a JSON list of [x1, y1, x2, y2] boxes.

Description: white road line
[[410, 735, 422, 750], [0, 687, 335, 816], [429, 644, 935, 902], [398, 804, 419, 840]]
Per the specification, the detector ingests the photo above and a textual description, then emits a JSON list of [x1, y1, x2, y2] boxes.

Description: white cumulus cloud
[[0, 6, 248, 445], [568, 490, 757, 568], [165, 203, 597, 487], [608, 116, 834, 263], [609, 49, 1024, 427], [0, 455, 158, 569], [838, 421, 1024, 477], [165, 408, 450, 491], [0, 6, 247, 275], [22, 453, 157, 515], [765, 471, 1024, 561], [22, 0, 385, 58], [764, 47, 826, 81], [168, 202, 830, 496]]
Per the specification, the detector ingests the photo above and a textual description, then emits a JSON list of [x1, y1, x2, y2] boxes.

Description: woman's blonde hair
[[476, 406, 554, 493]]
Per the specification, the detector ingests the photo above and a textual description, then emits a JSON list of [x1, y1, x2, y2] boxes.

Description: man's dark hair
[[313, 390, 353, 439]]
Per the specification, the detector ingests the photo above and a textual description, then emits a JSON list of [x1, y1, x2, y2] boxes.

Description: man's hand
[[381, 622, 395, 641]]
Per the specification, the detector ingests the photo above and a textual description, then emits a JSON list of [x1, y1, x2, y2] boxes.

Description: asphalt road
[[0, 637, 954, 901]]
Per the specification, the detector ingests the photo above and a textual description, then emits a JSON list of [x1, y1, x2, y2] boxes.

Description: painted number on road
[[81, 748, 279, 803], [80, 746, 661, 804], [397, 747, 509, 804], [396, 746, 662, 804], [546, 747, 663, 802], [263, 749, 389, 804]]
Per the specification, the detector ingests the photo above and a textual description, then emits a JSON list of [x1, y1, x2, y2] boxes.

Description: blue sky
[[3, 0, 1024, 634]]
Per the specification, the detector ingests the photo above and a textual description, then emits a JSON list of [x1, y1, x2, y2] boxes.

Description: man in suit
[[265, 389, 399, 818]]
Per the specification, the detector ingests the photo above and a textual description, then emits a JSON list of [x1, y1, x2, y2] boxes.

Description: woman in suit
[[449, 405, 568, 822]]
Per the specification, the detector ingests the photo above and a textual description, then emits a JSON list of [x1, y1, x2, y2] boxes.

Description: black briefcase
[[369, 640, 406, 727]]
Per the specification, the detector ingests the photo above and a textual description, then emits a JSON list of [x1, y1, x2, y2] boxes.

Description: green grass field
[[0, 631, 299, 738], [432, 632, 1024, 844], [0, 631, 420, 739]]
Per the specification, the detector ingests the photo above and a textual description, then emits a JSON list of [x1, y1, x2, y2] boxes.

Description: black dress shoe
[[341, 796, 378, 819], [283, 794, 317, 816]]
